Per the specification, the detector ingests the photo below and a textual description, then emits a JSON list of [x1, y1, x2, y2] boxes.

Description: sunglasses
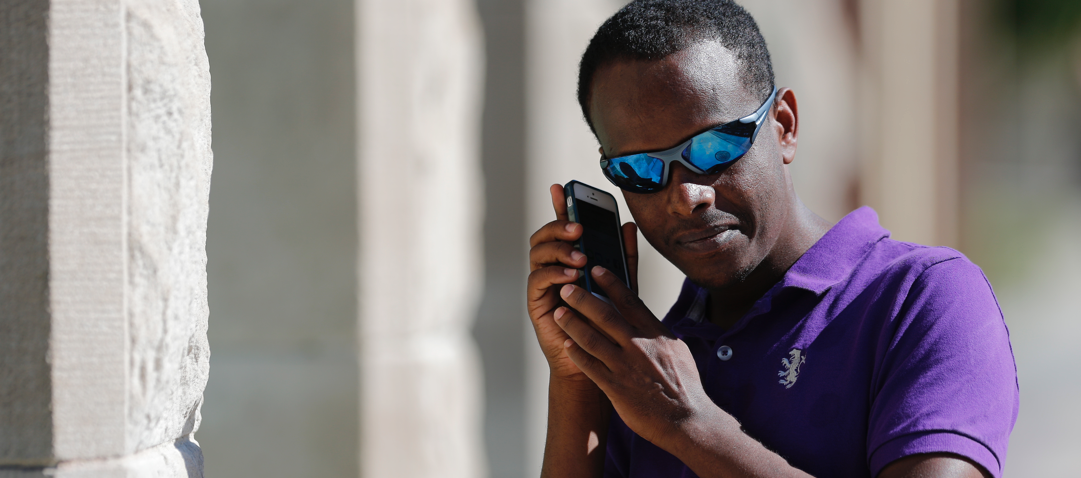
[[599, 86, 778, 193]]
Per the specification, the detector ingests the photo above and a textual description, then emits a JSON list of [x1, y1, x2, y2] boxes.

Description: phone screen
[[575, 200, 628, 299]]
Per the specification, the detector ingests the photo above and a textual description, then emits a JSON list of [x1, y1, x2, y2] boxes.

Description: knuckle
[[528, 221, 562, 247], [570, 285, 590, 303], [581, 352, 599, 370], [598, 307, 622, 327], [559, 241, 576, 255], [598, 269, 622, 288], [580, 331, 601, 352], [618, 291, 645, 311], [529, 266, 571, 290], [527, 244, 555, 269], [528, 229, 543, 248], [526, 268, 544, 285]]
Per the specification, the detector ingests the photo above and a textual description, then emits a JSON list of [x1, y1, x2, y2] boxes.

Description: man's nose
[[666, 162, 715, 217]]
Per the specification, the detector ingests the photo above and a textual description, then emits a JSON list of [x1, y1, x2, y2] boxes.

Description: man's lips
[[675, 224, 740, 251]]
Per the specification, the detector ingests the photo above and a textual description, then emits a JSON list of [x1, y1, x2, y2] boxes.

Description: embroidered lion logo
[[778, 349, 805, 389]]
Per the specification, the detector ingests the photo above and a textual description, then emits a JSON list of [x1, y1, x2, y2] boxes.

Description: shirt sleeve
[[866, 256, 1019, 477]]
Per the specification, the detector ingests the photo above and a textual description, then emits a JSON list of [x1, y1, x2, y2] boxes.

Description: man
[[525, 1, 1018, 477]]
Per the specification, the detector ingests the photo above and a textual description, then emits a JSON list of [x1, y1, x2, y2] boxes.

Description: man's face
[[589, 41, 794, 290]]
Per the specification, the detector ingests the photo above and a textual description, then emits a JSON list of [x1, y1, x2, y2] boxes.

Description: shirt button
[[717, 345, 733, 361]]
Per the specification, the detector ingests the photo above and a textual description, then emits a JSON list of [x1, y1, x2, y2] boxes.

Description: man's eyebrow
[[605, 120, 730, 158]]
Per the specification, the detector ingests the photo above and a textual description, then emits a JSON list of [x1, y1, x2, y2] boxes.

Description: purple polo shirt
[[603, 207, 1018, 478]]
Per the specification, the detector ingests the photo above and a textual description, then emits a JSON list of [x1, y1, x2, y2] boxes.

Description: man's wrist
[[664, 403, 810, 478], [549, 374, 605, 403], [661, 399, 736, 455]]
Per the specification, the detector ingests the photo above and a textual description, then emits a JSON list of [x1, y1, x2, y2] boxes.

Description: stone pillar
[[859, 0, 960, 247], [0, 0, 212, 476], [355, 0, 487, 477], [736, 0, 862, 223], [522, 0, 687, 474]]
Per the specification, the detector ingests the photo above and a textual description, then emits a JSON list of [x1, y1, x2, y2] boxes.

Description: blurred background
[[195, 0, 1081, 476]]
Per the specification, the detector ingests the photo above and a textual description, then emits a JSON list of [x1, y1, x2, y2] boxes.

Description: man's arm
[[878, 454, 990, 478], [540, 377, 611, 478], [554, 267, 812, 478], [528, 185, 632, 478], [556, 267, 994, 478]]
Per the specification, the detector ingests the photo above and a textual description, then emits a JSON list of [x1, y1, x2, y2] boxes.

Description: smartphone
[[563, 180, 631, 300]]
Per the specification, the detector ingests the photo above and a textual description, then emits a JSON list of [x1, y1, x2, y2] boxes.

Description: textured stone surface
[[0, 0, 211, 474], [356, 0, 487, 476], [0, 438, 203, 478], [47, 0, 128, 460], [123, 0, 212, 454]]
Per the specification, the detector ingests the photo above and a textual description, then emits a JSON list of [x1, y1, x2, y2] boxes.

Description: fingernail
[[554, 307, 566, 320], [560, 284, 574, 298], [570, 251, 585, 262], [593, 266, 605, 276], [564, 339, 574, 348], [565, 223, 578, 233], [564, 268, 579, 277]]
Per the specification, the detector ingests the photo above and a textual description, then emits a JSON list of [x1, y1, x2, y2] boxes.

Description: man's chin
[[679, 261, 756, 292]]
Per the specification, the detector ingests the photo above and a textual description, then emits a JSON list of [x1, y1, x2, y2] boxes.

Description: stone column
[[355, 0, 487, 477], [858, 0, 961, 247], [0, 0, 212, 476]]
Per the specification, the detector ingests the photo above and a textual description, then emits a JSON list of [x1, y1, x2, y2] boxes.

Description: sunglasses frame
[[600, 86, 779, 193]]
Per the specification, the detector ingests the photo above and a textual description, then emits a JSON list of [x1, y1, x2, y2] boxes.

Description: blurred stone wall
[[355, 0, 487, 476], [197, 0, 360, 476], [471, 0, 529, 476], [957, 0, 1081, 475]]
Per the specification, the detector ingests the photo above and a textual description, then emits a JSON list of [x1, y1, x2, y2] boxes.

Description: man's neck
[[706, 203, 831, 330]]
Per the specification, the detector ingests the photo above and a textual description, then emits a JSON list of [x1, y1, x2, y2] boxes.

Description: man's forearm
[[540, 375, 613, 478], [662, 405, 813, 478]]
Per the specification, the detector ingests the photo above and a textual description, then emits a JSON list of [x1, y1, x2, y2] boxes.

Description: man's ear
[[773, 87, 798, 165]]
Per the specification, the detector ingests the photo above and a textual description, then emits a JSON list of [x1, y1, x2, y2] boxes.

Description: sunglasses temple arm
[[739, 86, 778, 125]]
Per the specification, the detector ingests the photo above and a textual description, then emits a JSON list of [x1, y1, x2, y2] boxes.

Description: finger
[[559, 284, 635, 343], [529, 240, 587, 272], [527, 266, 582, 310], [525, 297, 582, 376], [622, 222, 639, 294], [552, 305, 621, 363], [529, 220, 583, 249], [563, 338, 613, 385], [550, 184, 569, 222], [589, 266, 662, 333]]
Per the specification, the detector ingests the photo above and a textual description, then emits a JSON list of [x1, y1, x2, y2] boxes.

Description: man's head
[[580, 0, 808, 292], [577, 0, 775, 135]]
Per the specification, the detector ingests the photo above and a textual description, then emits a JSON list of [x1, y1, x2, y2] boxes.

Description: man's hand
[[553, 265, 814, 478], [527, 184, 639, 384], [530, 184, 640, 478], [552, 264, 715, 447]]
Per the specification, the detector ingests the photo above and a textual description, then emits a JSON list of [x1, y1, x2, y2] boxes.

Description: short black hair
[[577, 0, 775, 134]]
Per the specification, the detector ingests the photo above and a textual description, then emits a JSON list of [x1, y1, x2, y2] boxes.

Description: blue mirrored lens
[[683, 131, 752, 173], [604, 154, 665, 192]]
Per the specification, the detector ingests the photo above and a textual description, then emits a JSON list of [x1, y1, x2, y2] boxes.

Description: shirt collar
[[778, 206, 889, 296]]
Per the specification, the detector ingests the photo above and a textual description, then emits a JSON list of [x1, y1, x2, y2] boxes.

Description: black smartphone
[[563, 180, 631, 300]]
